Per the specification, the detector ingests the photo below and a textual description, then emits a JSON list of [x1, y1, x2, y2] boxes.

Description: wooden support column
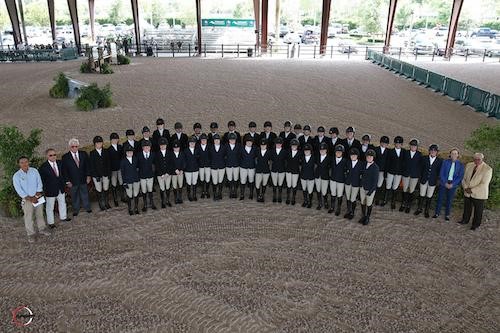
[[130, 0, 141, 54], [253, 0, 260, 52], [47, 0, 55, 43], [67, 0, 81, 53], [5, 0, 22, 47], [195, 0, 201, 56], [445, 0, 464, 58], [261, 0, 268, 53], [88, 0, 95, 42], [383, 0, 398, 53], [319, 0, 331, 55]]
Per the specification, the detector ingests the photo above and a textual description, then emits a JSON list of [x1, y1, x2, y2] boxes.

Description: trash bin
[[247, 48, 253, 57]]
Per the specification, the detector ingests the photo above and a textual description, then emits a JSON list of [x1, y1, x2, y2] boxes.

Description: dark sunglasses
[[48, 154, 56, 157]]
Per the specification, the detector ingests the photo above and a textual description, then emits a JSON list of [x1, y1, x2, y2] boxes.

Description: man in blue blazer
[[39, 148, 71, 227], [433, 148, 464, 221], [61, 138, 92, 216]]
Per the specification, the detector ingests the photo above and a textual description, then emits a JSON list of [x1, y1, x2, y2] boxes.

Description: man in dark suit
[[152, 118, 170, 152], [415, 144, 442, 218], [298, 125, 313, 150], [243, 121, 260, 147], [260, 121, 277, 150], [89, 136, 112, 211], [137, 140, 156, 211], [39, 148, 71, 228], [62, 138, 92, 216], [170, 122, 188, 150], [359, 134, 375, 161], [222, 120, 241, 145], [359, 149, 379, 225], [340, 126, 362, 157], [279, 121, 296, 150]]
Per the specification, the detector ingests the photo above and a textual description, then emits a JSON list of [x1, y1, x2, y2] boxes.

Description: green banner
[[202, 19, 255, 28]]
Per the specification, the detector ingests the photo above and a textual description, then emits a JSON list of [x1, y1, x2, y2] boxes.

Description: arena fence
[[367, 49, 500, 120], [0, 47, 78, 62]]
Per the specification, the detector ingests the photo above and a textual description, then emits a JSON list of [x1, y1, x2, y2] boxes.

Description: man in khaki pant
[[12, 156, 51, 243], [458, 153, 493, 231]]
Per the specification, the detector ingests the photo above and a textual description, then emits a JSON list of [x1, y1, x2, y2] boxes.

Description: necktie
[[472, 166, 478, 178], [52, 162, 59, 177], [73, 153, 80, 167]]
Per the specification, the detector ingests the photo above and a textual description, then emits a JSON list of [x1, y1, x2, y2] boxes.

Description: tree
[[358, 0, 382, 34], [108, 0, 123, 25]]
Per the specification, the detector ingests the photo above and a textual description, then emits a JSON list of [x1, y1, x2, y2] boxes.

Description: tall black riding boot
[[323, 195, 329, 210], [141, 193, 148, 212], [112, 186, 119, 207], [343, 200, 352, 218], [200, 182, 206, 199], [374, 187, 381, 206], [218, 184, 223, 200], [335, 197, 343, 216], [133, 196, 140, 214], [165, 190, 172, 207], [212, 184, 217, 201], [249, 183, 254, 200], [187, 186, 192, 201], [380, 188, 388, 207], [104, 191, 111, 209], [390, 190, 397, 210], [302, 191, 308, 207], [307, 193, 313, 208], [328, 195, 336, 214], [98, 191, 106, 211], [121, 186, 128, 203], [349, 201, 357, 220], [127, 197, 133, 215], [316, 192, 323, 210], [286, 188, 291, 205], [261, 186, 267, 203], [399, 192, 407, 212], [405, 193, 413, 213], [177, 188, 184, 204], [291, 188, 297, 205], [364, 205, 373, 225], [278, 186, 283, 203], [414, 196, 423, 215], [358, 204, 367, 224], [272, 186, 277, 202], [240, 183, 245, 200], [193, 185, 198, 201], [160, 190, 166, 208], [424, 197, 431, 218], [149, 192, 157, 210]]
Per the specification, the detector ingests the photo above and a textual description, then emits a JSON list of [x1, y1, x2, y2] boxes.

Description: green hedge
[[80, 61, 92, 73], [76, 83, 113, 111], [49, 73, 69, 98], [0, 127, 42, 217], [117, 54, 131, 65], [465, 124, 499, 209]]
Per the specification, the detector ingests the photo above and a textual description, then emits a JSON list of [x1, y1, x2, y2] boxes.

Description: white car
[[283, 32, 301, 44]]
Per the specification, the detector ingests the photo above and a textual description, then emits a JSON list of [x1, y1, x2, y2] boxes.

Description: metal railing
[[367, 49, 500, 119], [0, 47, 78, 62]]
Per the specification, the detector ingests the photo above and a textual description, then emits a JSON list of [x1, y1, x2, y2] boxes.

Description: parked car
[[301, 29, 319, 44], [486, 39, 500, 57], [329, 23, 343, 37], [433, 39, 447, 56], [471, 27, 497, 39], [411, 37, 435, 55], [455, 39, 493, 56], [337, 39, 358, 53], [283, 32, 301, 44]]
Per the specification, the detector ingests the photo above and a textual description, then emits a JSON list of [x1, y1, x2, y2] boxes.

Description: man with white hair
[[458, 153, 493, 230], [62, 138, 92, 216]]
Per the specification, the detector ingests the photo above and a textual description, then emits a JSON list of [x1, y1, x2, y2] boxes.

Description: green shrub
[[0, 127, 42, 217], [100, 62, 114, 74], [465, 124, 500, 209], [49, 72, 69, 98], [80, 61, 92, 73], [75, 83, 113, 111], [117, 54, 131, 65]]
